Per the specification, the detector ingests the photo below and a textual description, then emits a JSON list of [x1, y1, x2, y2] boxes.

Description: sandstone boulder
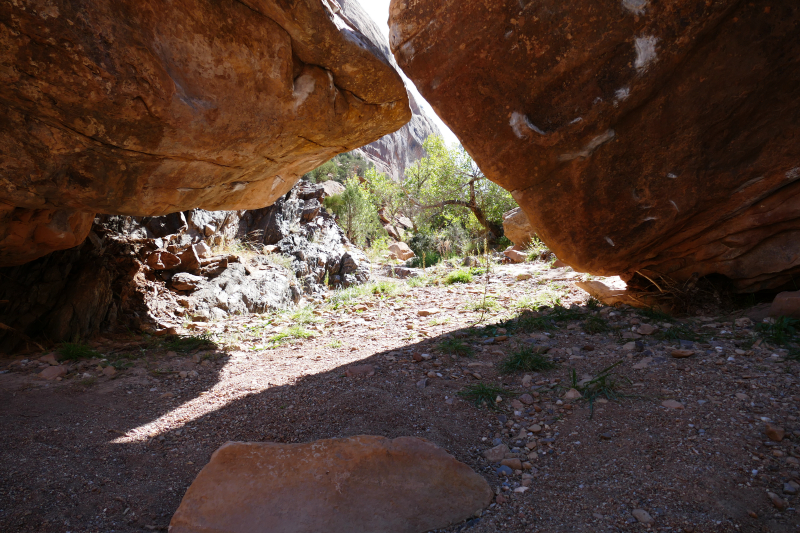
[[170, 436, 492, 533], [389, 0, 800, 293], [389, 242, 416, 260], [1, 0, 411, 266], [770, 291, 800, 319], [320, 180, 346, 198], [502, 208, 535, 248]]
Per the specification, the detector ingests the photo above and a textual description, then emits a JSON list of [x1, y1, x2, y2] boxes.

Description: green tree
[[403, 136, 516, 239], [323, 178, 385, 247]]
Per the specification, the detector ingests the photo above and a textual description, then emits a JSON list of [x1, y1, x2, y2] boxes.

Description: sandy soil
[[1, 260, 798, 532]]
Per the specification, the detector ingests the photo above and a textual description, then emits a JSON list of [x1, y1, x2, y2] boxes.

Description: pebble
[[495, 465, 513, 476], [671, 349, 694, 358], [563, 388, 582, 400], [767, 491, 788, 511], [500, 458, 522, 470], [38, 365, 67, 380], [518, 394, 534, 405], [417, 308, 440, 317], [661, 400, 684, 409], [636, 324, 657, 335], [783, 481, 799, 495], [345, 365, 375, 378], [102, 366, 117, 378], [765, 423, 785, 442], [528, 424, 542, 433], [483, 444, 509, 463], [632, 509, 654, 524], [735, 393, 749, 401]]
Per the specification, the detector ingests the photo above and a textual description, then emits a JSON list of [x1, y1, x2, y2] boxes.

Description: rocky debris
[[0, 0, 411, 266], [563, 389, 582, 400], [345, 365, 376, 378], [38, 365, 67, 380], [389, 0, 800, 293], [671, 349, 694, 359], [236, 181, 371, 293], [382, 265, 420, 279], [770, 291, 800, 318], [661, 400, 684, 410], [170, 436, 492, 533], [576, 280, 664, 310], [502, 208, 535, 248], [483, 444, 510, 463], [389, 242, 416, 261], [767, 492, 788, 511]]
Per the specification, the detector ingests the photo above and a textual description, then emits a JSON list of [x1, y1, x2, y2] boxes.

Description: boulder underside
[[389, 0, 800, 292], [0, 0, 410, 266]]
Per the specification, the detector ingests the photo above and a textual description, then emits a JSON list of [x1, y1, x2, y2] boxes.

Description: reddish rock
[[38, 365, 67, 380], [0, 0, 411, 266], [500, 458, 522, 471], [661, 400, 684, 410], [170, 436, 492, 533], [389, 0, 800, 293], [502, 207, 535, 248], [389, 242, 415, 260], [146, 252, 181, 271], [765, 424, 785, 442], [770, 292, 800, 319], [504, 249, 527, 263], [38, 353, 59, 366], [345, 364, 375, 378], [670, 349, 694, 359]]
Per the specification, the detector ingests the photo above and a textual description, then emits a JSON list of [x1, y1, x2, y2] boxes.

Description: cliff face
[[389, 0, 800, 292], [332, 0, 439, 181], [0, 0, 411, 266]]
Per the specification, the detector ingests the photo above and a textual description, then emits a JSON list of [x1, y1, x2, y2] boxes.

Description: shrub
[[59, 343, 100, 361], [499, 346, 557, 374], [444, 269, 473, 284], [438, 338, 475, 357]]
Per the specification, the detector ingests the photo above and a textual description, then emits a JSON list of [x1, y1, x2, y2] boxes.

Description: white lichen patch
[[787, 167, 800, 180], [622, 0, 647, 15], [670, 200, 679, 212], [510, 112, 546, 139], [667, 172, 678, 179], [558, 129, 616, 161], [614, 87, 630, 105], [634, 36, 658, 71], [605, 236, 615, 247]]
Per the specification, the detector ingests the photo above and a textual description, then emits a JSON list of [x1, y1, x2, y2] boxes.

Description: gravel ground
[[0, 260, 798, 532]]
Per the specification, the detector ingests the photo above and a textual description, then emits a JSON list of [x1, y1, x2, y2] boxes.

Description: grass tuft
[[756, 316, 799, 346], [568, 360, 630, 418], [458, 383, 517, 410], [438, 338, 475, 357], [499, 346, 557, 374], [163, 333, 215, 353], [639, 307, 674, 322], [443, 269, 473, 285], [582, 315, 611, 334], [58, 343, 100, 361]]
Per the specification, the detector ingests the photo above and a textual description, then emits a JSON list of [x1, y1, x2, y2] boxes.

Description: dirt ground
[[1, 259, 799, 533]]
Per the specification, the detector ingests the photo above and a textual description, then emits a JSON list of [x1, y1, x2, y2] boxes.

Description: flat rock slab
[[170, 435, 492, 533]]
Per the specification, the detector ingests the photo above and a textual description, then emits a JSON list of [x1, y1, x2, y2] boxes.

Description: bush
[[499, 346, 557, 374], [444, 269, 473, 284], [324, 178, 385, 247]]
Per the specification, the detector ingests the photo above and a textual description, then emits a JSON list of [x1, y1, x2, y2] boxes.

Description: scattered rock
[[417, 308, 441, 317], [500, 458, 522, 470], [671, 349, 694, 358], [102, 366, 117, 378], [171, 273, 205, 292], [770, 291, 800, 319], [765, 424, 785, 442], [389, 242, 416, 261], [482, 444, 509, 463], [38, 365, 67, 380], [735, 393, 749, 401], [527, 424, 542, 434], [632, 509, 654, 524], [503, 249, 527, 263], [636, 324, 657, 335], [170, 437, 493, 533], [518, 394, 534, 405], [502, 207, 535, 248], [563, 388, 582, 400], [783, 481, 800, 495], [516, 272, 533, 281], [661, 400, 684, 410], [38, 353, 59, 366], [345, 365, 375, 378], [767, 491, 788, 511]]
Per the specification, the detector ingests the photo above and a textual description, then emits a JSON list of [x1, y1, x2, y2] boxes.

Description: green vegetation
[[466, 296, 501, 313], [443, 269, 473, 285], [303, 151, 373, 183], [525, 237, 550, 261], [655, 323, 704, 342], [586, 297, 600, 310], [163, 333, 215, 353], [458, 383, 517, 410], [499, 346, 557, 374], [438, 338, 475, 357], [756, 316, 799, 346], [264, 325, 316, 348], [582, 315, 611, 334], [58, 343, 100, 361], [568, 360, 630, 418], [327, 339, 343, 349], [290, 305, 320, 326], [327, 280, 402, 308], [639, 307, 674, 322], [324, 178, 385, 247]]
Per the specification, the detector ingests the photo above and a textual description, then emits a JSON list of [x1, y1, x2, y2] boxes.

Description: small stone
[[188, 370, 199, 378], [636, 324, 656, 335], [671, 349, 694, 358], [622, 341, 637, 351], [160, 392, 175, 399], [510, 399, 524, 410], [102, 366, 117, 377], [416, 378, 428, 389], [426, 371, 437, 378], [179, 371, 188, 378], [495, 465, 513, 476], [521, 374, 533, 387], [38, 353, 59, 365], [661, 400, 684, 409], [767, 491, 788, 511], [516, 272, 533, 281], [528, 424, 542, 433], [412, 352, 423, 362], [500, 458, 522, 470], [600, 432, 613, 440], [513, 486, 528, 493], [519, 394, 534, 405], [563, 388, 582, 400], [735, 393, 749, 401], [784, 481, 800, 495], [483, 444, 509, 463], [495, 495, 507, 505], [345, 365, 375, 378], [495, 335, 508, 342], [38, 365, 67, 380], [632, 357, 652, 370], [765, 423, 785, 442], [417, 308, 441, 317], [527, 452, 538, 461], [632, 509, 654, 524], [735, 317, 753, 327], [522, 462, 532, 470]]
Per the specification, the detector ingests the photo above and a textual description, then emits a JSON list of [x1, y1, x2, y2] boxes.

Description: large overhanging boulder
[[0, 0, 411, 266], [389, 0, 800, 292]]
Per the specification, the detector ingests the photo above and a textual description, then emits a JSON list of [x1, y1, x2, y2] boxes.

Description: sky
[[355, 0, 460, 146]]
